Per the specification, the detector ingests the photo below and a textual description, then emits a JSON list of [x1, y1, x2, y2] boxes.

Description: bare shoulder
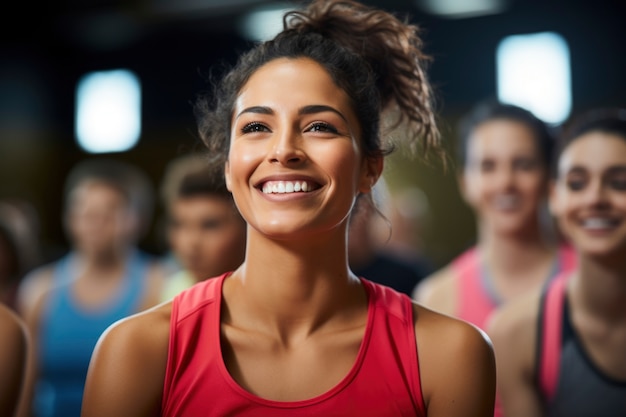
[[0, 303, 27, 350], [0, 303, 27, 370], [414, 303, 494, 371], [82, 302, 172, 417], [414, 303, 496, 416], [92, 301, 171, 369], [486, 279, 545, 415], [412, 265, 457, 316], [0, 304, 28, 417], [485, 288, 542, 380], [486, 289, 541, 350]]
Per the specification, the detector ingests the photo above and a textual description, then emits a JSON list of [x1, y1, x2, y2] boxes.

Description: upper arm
[[412, 268, 457, 317], [487, 297, 543, 417], [0, 305, 28, 417], [81, 306, 170, 417], [416, 307, 496, 417]]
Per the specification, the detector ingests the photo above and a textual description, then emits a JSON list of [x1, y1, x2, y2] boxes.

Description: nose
[[495, 165, 516, 190], [268, 126, 306, 165], [584, 179, 610, 209]]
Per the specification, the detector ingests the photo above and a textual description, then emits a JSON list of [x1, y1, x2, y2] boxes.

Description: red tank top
[[454, 245, 577, 330], [162, 273, 426, 417]]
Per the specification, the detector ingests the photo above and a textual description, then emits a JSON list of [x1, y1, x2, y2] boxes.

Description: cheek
[[462, 174, 486, 203], [227, 144, 261, 185], [552, 191, 577, 220]]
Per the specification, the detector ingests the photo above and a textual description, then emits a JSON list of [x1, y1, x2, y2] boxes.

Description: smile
[[492, 194, 521, 210], [261, 180, 318, 194], [581, 217, 619, 230]]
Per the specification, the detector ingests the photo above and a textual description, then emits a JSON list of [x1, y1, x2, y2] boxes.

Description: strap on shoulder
[[539, 272, 568, 401]]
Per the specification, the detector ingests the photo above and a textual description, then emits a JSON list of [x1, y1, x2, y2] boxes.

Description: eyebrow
[[564, 164, 626, 175], [299, 105, 348, 122], [235, 104, 348, 122], [607, 165, 626, 175]]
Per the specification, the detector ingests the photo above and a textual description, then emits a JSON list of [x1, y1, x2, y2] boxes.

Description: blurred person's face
[[167, 196, 246, 280], [67, 181, 136, 256], [461, 119, 548, 236], [551, 132, 626, 257]]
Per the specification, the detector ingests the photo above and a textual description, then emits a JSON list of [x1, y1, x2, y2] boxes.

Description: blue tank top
[[34, 251, 150, 417]]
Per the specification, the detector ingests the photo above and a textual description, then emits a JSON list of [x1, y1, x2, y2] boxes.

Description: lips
[[492, 194, 521, 210], [260, 180, 320, 194]]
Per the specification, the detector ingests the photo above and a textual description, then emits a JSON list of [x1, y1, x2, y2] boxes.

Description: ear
[[224, 161, 232, 192], [359, 155, 384, 194]]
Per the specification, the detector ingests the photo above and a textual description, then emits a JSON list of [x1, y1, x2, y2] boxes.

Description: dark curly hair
[[552, 107, 626, 177], [194, 0, 441, 169]]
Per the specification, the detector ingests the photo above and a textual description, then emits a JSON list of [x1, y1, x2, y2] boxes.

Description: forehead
[[235, 57, 353, 113], [467, 119, 539, 158], [559, 132, 626, 173], [72, 180, 125, 201]]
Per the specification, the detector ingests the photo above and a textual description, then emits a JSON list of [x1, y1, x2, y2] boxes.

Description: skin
[[167, 195, 246, 281], [488, 132, 626, 416], [16, 181, 166, 417], [414, 119, 558, 318], [0, 303, 28, 417], [81, 57, 495, 417]]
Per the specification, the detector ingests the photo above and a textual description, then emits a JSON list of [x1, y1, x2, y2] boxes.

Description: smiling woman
[[488, 108, 626, 417], [80, 1, 495, 416]]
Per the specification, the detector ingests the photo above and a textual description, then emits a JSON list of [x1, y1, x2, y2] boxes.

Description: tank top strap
[[45, 252, 82, 312], [52, 252, 77, 284], [454, 247, 496, 327], [537, 271, 569, 402], [557, 245, 578, 272]]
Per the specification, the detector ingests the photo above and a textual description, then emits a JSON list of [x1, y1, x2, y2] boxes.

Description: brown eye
[[513, 157, 539, 171], [480, 160, 495, 172], [241, 122, 269, 134], [306, 122, 338, 134], [608, 178, 626, 191], [566, 179, 586, 191]]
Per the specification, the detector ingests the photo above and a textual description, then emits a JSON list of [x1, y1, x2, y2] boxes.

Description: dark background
[[1, 0, 625, 266]]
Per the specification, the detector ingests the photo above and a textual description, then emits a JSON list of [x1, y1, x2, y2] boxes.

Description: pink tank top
[[454, 245, 577, 330], [162, 273, 426, 417]]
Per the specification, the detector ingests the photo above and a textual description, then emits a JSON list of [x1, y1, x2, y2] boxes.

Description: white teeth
[[582, 218, 615, 229], [262, 181, 313, 194]]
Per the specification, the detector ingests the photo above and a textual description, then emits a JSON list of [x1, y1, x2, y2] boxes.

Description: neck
[[570, 254, 626, 322], [478, 223, 555, 270], [73, 246, 132, 276], [224, 225, 364, 341]]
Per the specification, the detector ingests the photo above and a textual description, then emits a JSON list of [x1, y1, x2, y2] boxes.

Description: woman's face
[[461, 119, 548, 235], [225, 57, 381, 241], [551, 132, 626, 257], [67, 180, 136, 255], [167, 195, 245, 279]]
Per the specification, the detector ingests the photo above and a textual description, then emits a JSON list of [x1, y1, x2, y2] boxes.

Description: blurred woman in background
[[17, 158, 167, 417], [489, 108, 626, 416], [414, 100, 576, 330]]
